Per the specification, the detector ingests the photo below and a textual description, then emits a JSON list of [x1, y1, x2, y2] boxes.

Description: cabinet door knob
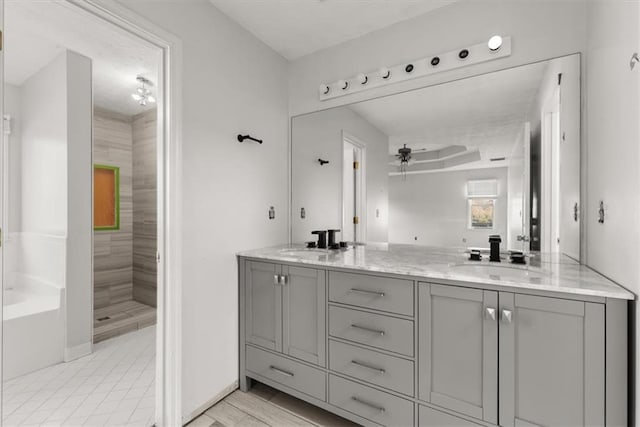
[[486, 307, 496, 321], [279, 275, 287, 286], [501, 309, 513, 323], [274, 274, 280, 285]]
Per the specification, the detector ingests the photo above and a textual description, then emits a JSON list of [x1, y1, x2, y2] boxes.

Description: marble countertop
[[237, 243, 634, 300]]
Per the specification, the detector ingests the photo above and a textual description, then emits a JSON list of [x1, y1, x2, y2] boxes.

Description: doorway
[[0, 1, 176, 425], [541, 86, 561, 254], [342, 132, 366, 244]]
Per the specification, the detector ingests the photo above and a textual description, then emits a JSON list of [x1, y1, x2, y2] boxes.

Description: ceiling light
[[379, 67, 391, 79], [131, 76, 156, 106], [356, 73, 368, 85], [488, 35, 503, 52], [319, 84, 330, 95], [338, 79, 349, 90]]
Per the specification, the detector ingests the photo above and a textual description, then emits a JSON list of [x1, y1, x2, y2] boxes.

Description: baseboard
[[64, 342, 92, 362], [183, 380, 238, 425]]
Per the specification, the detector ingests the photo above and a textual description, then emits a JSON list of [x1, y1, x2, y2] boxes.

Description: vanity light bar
[[319, 36, 511, 101]]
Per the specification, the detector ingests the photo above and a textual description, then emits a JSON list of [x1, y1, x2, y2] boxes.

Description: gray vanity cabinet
[[282, 265, 326, 366], [245, 261, 282, 352], [499, 293, 605, 427], [244, 260, 326, 366], [240, 254, 627, 427], [418, 283, 498, 425]]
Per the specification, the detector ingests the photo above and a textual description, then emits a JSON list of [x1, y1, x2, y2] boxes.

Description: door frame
[[541, 86, 561, 254], [341, 131, 367, 243], [64, 1, 183, 425]]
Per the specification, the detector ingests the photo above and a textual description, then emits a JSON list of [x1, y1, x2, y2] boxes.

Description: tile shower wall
[[132, 110, 157, 307], [93, 109, 134, 309]]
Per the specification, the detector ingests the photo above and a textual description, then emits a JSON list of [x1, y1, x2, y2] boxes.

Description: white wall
[[289, 1, 587, 115], [389, 168, 508, 248], [20, 54, 68, 236], [291, 106, 388, 244], [113, 0, 289, 420], [16, 50, 93, 360], [585, 0, 639, 421], [4, 84, 22, 279], [65, 51, 93, 356], [5, 84, 22, 235]]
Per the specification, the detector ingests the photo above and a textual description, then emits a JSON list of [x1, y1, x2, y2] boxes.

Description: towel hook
[[237, 134, 263, 144], [630, 53, 639, 70]]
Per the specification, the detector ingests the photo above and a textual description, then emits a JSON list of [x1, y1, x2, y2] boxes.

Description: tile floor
[[93, 301, 156, 343], [2, 326, 155, 427], [188, 382, 357, 427]]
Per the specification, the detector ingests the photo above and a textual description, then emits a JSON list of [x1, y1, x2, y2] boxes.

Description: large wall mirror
[[291, 54, 581, 260]]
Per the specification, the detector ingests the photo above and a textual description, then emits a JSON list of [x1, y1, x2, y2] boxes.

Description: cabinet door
[[245, 261, 282, 352], [418, 283, 498, 424], [499, 293, 605, 427], [282, 266, 326, 366]]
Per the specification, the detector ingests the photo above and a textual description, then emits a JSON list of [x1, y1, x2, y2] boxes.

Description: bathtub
[[3, 273, 65, 380]]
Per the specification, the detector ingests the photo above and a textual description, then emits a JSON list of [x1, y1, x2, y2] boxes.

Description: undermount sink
[[449, 264, 550, 281], [279, 248, 330, 257]]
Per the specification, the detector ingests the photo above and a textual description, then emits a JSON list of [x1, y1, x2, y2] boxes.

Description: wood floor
[[188, 382, 359, 427], [93, 300, 156, 343]]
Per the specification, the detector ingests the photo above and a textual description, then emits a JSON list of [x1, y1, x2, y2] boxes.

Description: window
[[468, 198, 495, 229], [467, 179, 498, 230]]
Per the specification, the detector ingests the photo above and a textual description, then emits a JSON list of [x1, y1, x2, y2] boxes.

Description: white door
[[541, 87, 561, 253], [342, 133, 366, 244], [507, 122, 531, 252]]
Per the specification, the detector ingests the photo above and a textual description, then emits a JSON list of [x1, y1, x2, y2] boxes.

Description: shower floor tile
[[94, 300, 156, 343], [2, 326, 155, 427]]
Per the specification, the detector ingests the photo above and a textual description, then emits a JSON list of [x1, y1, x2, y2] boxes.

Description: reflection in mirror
[[292, 54, 580, 259]]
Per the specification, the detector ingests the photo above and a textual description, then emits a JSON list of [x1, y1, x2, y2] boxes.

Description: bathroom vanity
[[237, 244, 632, 427]]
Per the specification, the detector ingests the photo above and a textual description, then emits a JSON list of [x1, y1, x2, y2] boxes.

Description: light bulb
[[319, 84, 330, 95], [356, 73, 368, 85], [338, 80, 349, 90], [488, 35, 503, 51], [132, 94, 142, 101], [147, 95, 156, 103], [379, 67, 391, 79]]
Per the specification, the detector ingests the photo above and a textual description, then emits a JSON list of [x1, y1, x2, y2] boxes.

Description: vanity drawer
[[329, 374, 414, 427], [419, 405, 482, 426], [329, 305, 414, 357], [329, 340, 414, 396], [246, 345, 326, 401], [329, 271, 413, 316]]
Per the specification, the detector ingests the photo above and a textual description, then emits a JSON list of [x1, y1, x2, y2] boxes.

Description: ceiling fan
[[396, 144, 412, 179]]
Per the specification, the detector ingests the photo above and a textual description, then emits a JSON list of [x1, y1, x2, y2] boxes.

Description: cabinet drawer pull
[[274, 274, 280, 285], [349, 288, 385, 297], [501, 309, 513, 323], [350, 324, 385, 336], [269, 365, 294, 377], [351, 396, 385, 413], [486, 307, 496, 321], [350, 359, 386, 374]]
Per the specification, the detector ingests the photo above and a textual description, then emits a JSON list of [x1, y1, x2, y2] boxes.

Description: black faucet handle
[[311, 230, 328, 249], [327, 229, 341, 247]]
